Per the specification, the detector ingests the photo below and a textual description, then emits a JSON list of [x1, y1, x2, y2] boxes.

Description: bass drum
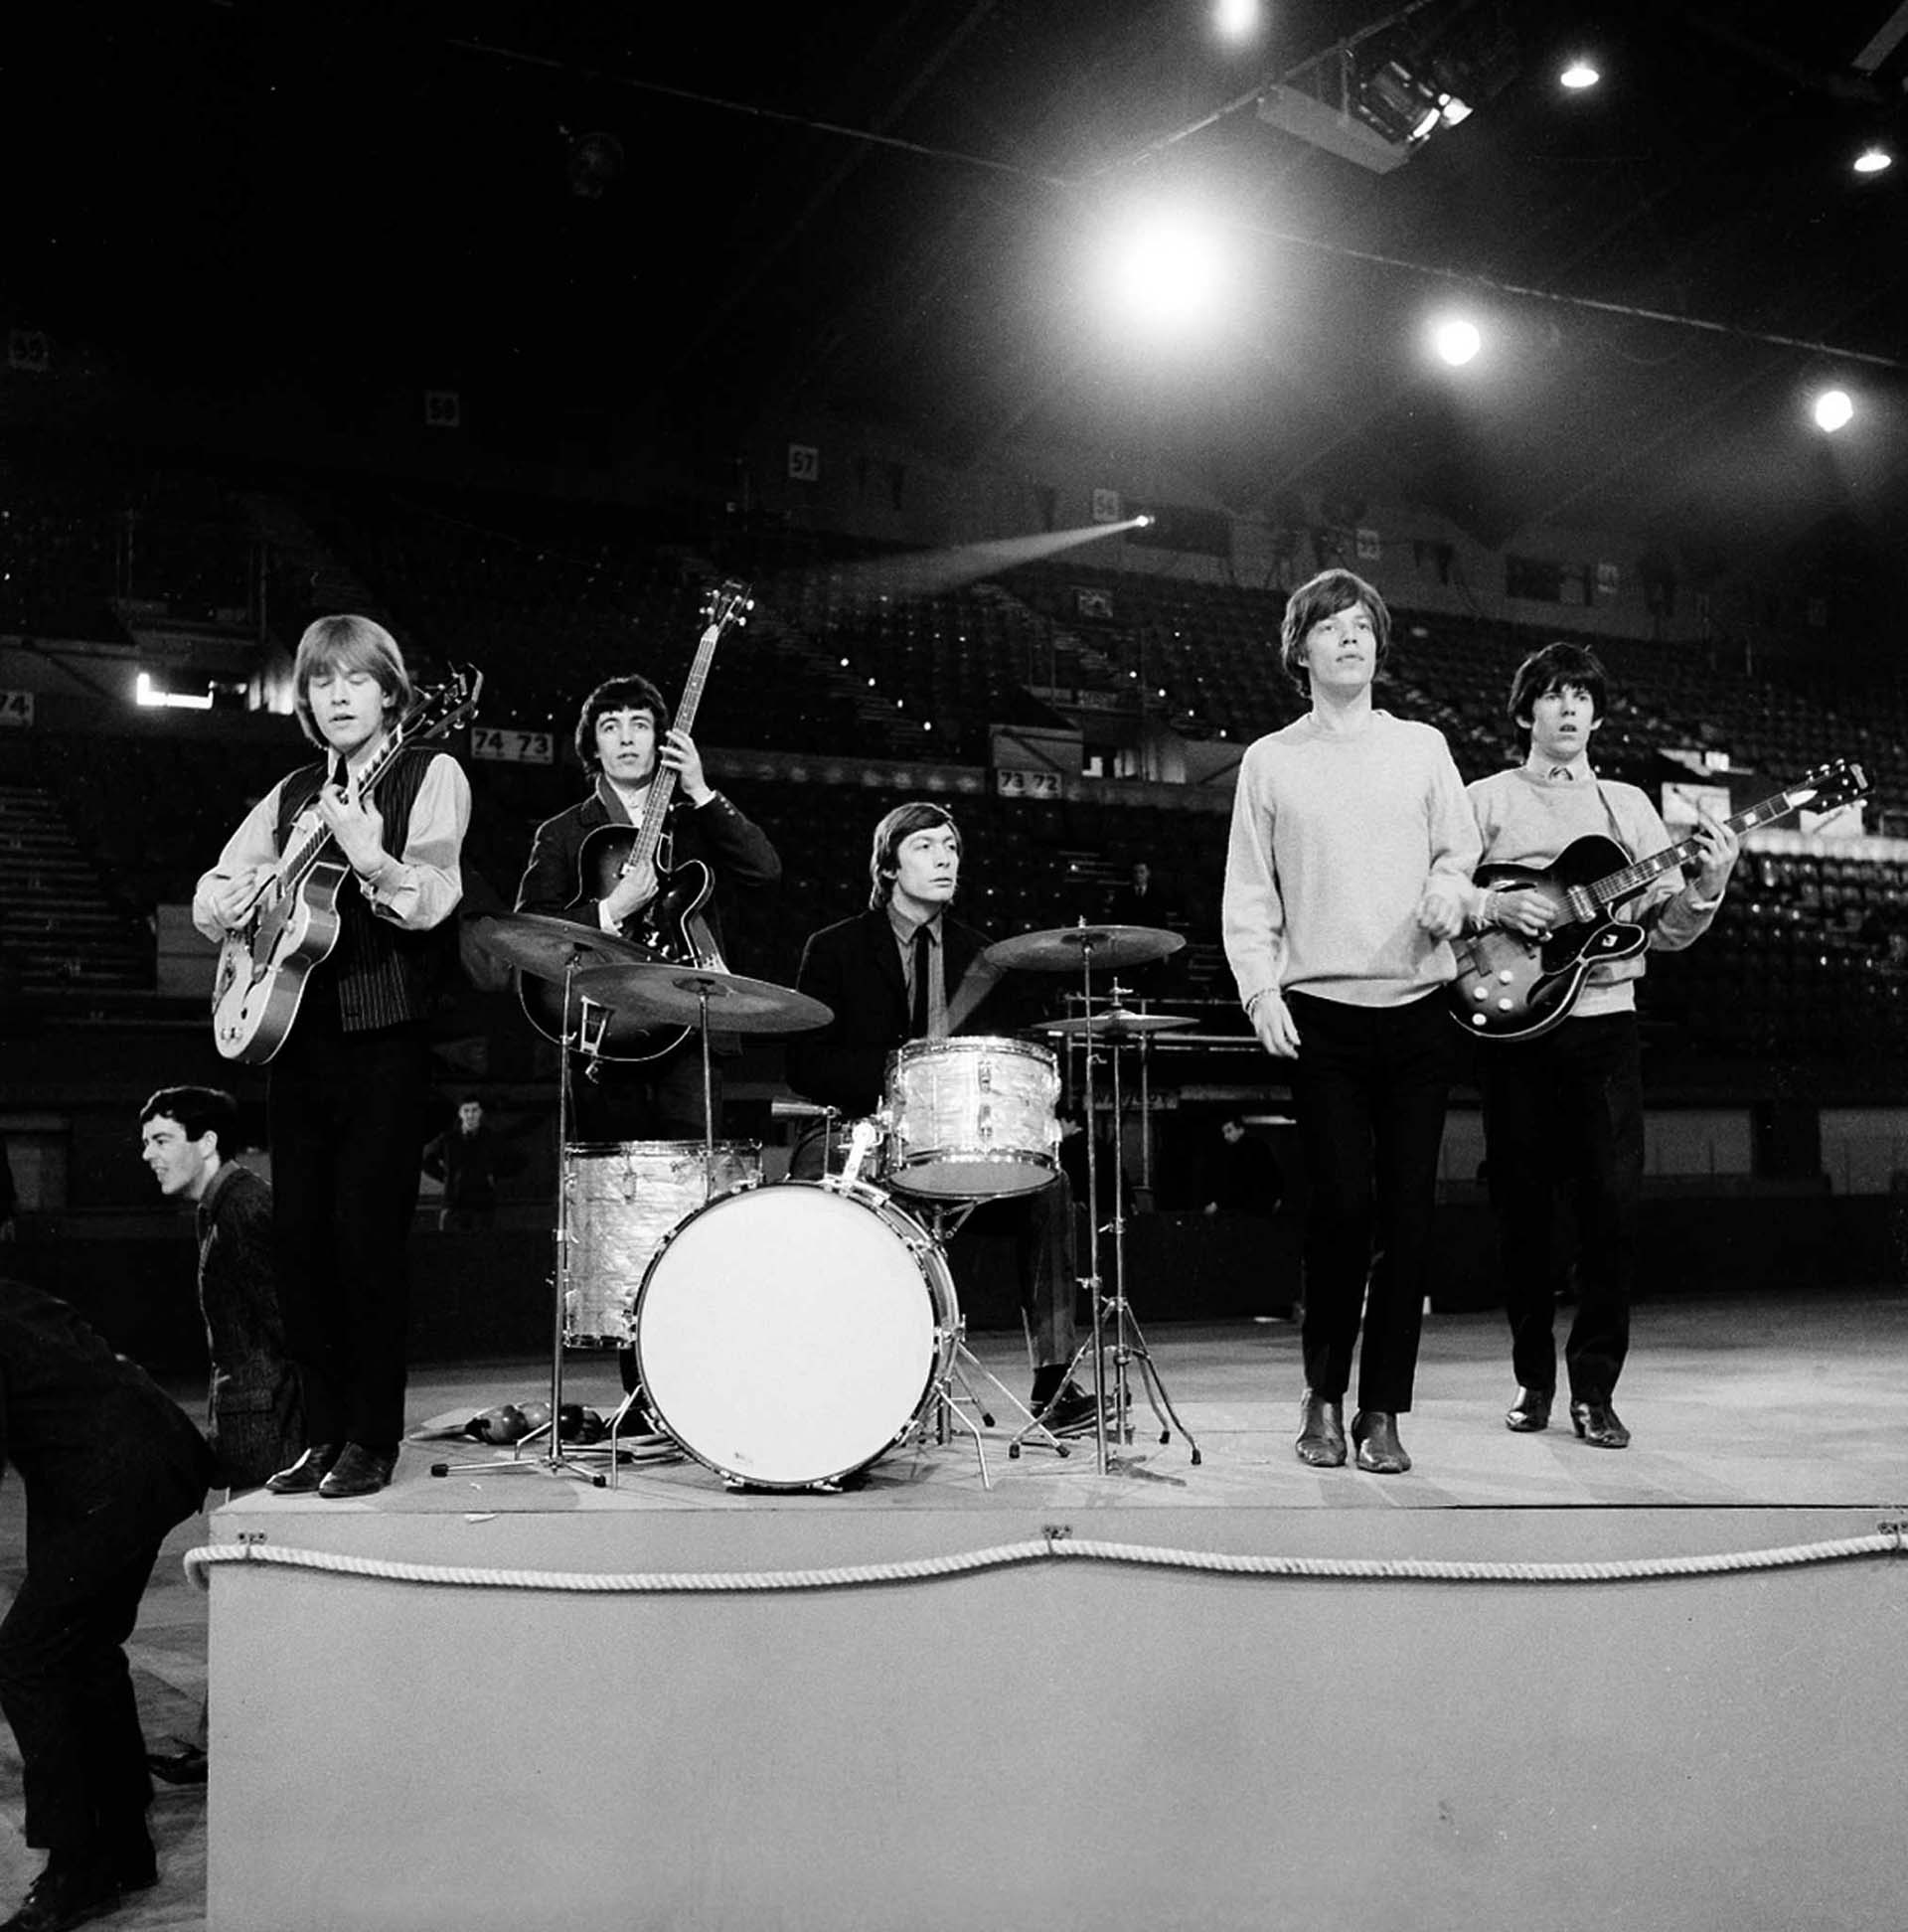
[[633, 1180, 959, 1491]]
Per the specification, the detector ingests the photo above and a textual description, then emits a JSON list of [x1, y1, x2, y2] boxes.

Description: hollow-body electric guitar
[[518, 579, 753, 1063], [210, 667, 483, 1062], [1449, 757, 1869, 1044]]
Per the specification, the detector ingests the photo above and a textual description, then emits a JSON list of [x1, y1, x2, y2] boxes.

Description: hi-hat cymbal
[[1036, 1009, 1196, 1040], [984, 924, 1186, 973], [471, 913, 651, 983], [571, 962, 834, 1035]]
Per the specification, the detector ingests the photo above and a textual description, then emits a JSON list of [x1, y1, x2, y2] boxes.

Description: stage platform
[[5, 1296, 1905, 1931]]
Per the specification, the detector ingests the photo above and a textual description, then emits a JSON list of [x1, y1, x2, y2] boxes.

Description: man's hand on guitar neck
[[317, 782, 393, 886], [1688, 806, 1740, 900], [660, 728, 714, 806]]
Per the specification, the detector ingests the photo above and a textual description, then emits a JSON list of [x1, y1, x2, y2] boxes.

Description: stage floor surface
[[3, 1291, 1904, 1930]]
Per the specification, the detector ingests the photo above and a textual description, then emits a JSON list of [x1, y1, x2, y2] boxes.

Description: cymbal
[[471, 913, 651, 983], [571, 962, 834, 1035], [984, 924, 1186, 973], [1036, 1009, 1196, 1040]]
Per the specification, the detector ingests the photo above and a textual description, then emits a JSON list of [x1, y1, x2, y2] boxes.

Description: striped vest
[[273, 746, 458, 1034]]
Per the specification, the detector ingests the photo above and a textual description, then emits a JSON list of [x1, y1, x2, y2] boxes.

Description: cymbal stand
[[431, 953, 607, 1488], [600, 979, 722, 1489], [1097, 1026, 1200, 1468], [906, 1196, 1069, 1483]]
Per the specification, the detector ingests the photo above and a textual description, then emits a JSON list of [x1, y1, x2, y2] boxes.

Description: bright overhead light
[[1853, 146, 1893, 175], [1212, 0, 1261, 44], [135, 673, 213, 711], [1431, 316, 1482, 367], [1814, 389, 1855, 433], [1560, 61, 1600, 90]]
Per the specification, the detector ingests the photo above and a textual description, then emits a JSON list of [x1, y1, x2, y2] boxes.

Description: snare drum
[[561, 1141, 762, 1348], [883, 1035, 1060, 1199], [633, 1179, 959, 1490]]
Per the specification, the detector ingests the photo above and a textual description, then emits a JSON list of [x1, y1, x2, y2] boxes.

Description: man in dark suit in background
[[788, 801, 1097, 1433], [0, 1277, 216, 1932]]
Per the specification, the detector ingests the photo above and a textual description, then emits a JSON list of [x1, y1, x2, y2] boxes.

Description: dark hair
[[291, 616, 412, 748], [1278, 568, 1391, 693], [1508, 642, 1608, 752], [140, 1086, 239, 1157], [574, 675, 672, 772], [868, 801, 961, 909]]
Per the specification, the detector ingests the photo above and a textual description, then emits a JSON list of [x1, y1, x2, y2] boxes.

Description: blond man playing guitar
[[193, 615, 470, 1501]]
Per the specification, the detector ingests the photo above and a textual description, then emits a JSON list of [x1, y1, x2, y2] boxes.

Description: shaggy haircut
[[868, 801, 961, 910], [1508, 641, 1609, 753], [292, 615, 412, 748], [139, 1085, 239, 1156], [574, 674, 672, 773], [1277, 567, 1392, 694]]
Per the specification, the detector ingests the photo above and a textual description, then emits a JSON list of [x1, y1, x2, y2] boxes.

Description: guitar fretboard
[[1588, 773, 1855, 911]]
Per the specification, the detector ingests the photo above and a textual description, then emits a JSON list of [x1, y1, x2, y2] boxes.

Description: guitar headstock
[[1789, 758, 1870, 817], [398, 664, 484, 744], [702, 578, 754, 639]]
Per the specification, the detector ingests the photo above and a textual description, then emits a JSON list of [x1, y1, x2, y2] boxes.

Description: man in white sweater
[[1466, 642, 1737, 1449], [1223, 568, 1479, 1475]]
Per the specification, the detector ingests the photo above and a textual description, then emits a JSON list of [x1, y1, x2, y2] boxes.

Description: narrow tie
[[909, 924, 932, 1039]]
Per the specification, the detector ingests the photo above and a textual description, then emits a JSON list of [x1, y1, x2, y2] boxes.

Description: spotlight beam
[[783, 519, 1152, 609]]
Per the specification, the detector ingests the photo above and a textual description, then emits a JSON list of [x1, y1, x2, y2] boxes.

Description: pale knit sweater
[[1466, 764, 1721, 1019], [1223, 711, 1481, 1010]]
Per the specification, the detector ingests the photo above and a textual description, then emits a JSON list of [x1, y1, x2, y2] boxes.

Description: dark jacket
[[0, 1278, 215, 1553], [786, 907, 1039, 1118], [516, 783, 781, 962]]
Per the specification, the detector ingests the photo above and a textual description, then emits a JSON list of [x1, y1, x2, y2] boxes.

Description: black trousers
[[0, 1497, 193, 1859], [1477, 1012, 1642, 1402], [1287, 990, 1452, 1414], [268, 1016, 430, 1448]]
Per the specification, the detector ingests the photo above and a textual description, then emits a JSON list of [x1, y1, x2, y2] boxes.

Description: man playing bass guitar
[[515, 671, 781, 1144], [193, 615, 470, 1500], [1465, 642, 1738, 1451]]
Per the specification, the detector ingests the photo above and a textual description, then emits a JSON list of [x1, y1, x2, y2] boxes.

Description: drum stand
[[1019, 936, 1199, 1475], [431, 958, 610, 1488]]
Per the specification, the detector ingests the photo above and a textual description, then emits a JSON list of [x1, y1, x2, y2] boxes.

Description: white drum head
[[634, 1183, 949, 1489]]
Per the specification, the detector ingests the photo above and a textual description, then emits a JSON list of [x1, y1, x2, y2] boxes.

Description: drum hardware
[[567, 960, 834, 1482], [432, 934, 617, 1488], [983, 922, 1198, 1475]]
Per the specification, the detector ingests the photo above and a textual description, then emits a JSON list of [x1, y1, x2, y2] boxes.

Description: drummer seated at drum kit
[[785, 802, 1101, 1437]]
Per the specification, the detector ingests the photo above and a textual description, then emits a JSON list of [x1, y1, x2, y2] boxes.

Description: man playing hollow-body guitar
[[1465, 642, 1738, 1450], [516, 672, 781, 1145]]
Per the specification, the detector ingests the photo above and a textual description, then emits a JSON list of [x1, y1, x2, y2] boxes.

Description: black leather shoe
[[1, 1861, 121, 1932], [1570, 1399, 1631, 1449], [264, 1444, 341, 1496], [109, 1842, 156, 1892], [1351, 1409, 1411, 1474], [1506, 1386, 1552, 1432], [1295, 1390, 1347, 1468], [318, 1443, 398, 1499], [1036, 1382, 1106, 1436]]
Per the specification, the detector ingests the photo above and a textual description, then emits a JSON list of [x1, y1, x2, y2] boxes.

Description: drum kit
[[444, 911, 1199, 1492]]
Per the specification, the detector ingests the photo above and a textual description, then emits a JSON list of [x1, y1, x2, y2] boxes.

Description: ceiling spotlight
[[1814, 389, 1855, 433], [1431, 317, 1482, 367], [1212, 0, 1261, 44], [1560, 61, 1600, 90], [1853, 146, 1893, 175]]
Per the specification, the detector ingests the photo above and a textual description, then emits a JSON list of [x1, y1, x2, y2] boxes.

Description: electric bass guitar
[[518, 578, 753, 1063], [210, 666, 484, 1063], [1449, 757, 1869, 1044]]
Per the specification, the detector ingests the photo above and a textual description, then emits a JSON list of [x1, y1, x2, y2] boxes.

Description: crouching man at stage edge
[[1466, 642, 1738, 1451], [0, 1276, 218, 1932], [193, 615, 471, 1503], [1222, 567, 1479, 1478], [787, 802, 1100, 1435]]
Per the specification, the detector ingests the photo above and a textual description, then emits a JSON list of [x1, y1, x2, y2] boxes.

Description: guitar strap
[[1589, 774, 1664, 927]]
